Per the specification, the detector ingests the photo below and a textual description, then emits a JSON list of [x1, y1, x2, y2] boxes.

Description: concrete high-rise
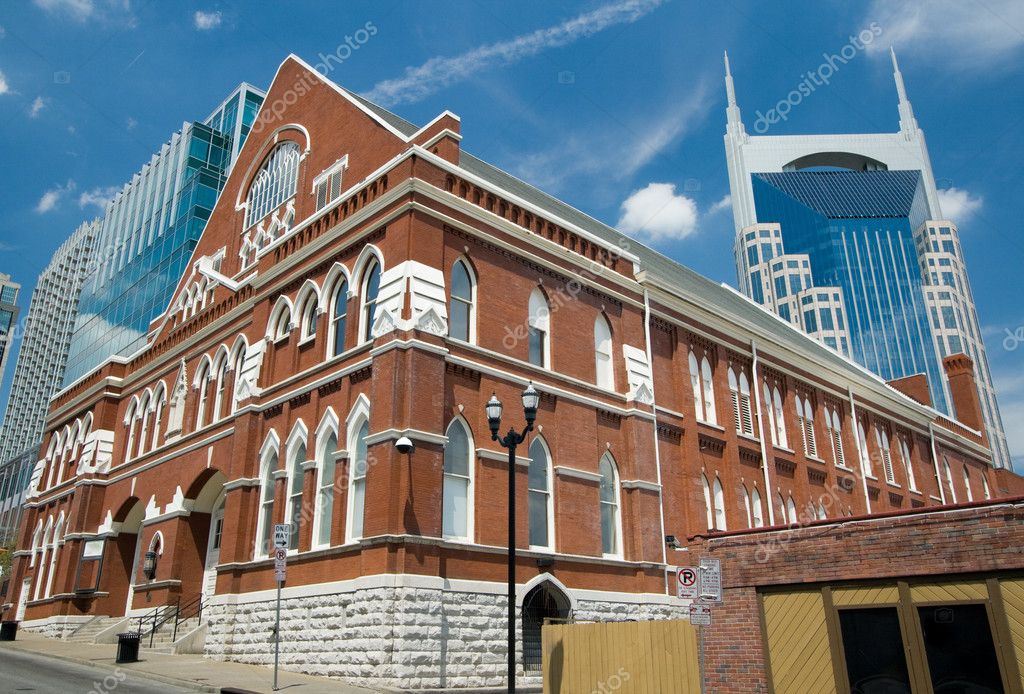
[[724, 51, 1010, 469], [0, 221, 98, 466], [0, 274, 20, 393]]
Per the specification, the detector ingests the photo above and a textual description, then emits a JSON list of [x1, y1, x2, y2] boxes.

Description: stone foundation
[[204, 575, 686, 690]]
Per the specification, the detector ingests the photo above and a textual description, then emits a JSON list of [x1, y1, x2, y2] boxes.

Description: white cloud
[[510, 87, 709, 194], [937, 187, 983, 223], [33, 0, 95, 21], [35, 179, 76, 213], [617, 183, 699, 242], [193, 10, 222, 30], [365, 0, 664, 106], [126, 116, 137, 130], [0, 70, 10, 96], [865, 0, 1024, 67], [78, 185, 119, 211], [0, 25, 6, 38], [29, 96, 46, 117], [708, 194, 732, 215], [34, 0, 136, 26]]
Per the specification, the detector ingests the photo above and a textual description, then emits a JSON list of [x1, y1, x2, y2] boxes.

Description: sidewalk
[[1, 630, 381, 693]]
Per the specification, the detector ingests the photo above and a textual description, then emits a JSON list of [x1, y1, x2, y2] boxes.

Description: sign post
[[272, 524, 289, 691]]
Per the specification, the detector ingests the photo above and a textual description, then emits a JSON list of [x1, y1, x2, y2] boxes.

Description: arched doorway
[[521, 581, 572, 670], [202, 491, 225, 600], [115, 499, 145, 614]]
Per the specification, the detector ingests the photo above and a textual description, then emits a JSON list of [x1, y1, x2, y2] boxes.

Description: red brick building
[[4, 55, 1021, 690]]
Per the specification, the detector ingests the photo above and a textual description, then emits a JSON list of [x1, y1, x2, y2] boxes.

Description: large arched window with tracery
[[245, 142, 300, 229]]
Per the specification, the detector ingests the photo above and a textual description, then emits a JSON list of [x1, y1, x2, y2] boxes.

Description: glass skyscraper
[[723, 50, 1010, 469], [62, 84, 265, 386], [0, 274, 19, 389]]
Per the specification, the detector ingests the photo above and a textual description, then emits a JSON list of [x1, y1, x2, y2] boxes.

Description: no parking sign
[[676, 566, 699, 600]]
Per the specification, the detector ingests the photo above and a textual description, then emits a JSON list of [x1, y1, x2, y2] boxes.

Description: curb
[[1, 641, 216, 692]]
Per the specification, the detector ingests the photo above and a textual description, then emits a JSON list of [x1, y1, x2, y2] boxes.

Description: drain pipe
[[642, 288, 670, 584], [848, 386, 872, 515], [928, 423, 947, 505], [750, 340, 776, 526]]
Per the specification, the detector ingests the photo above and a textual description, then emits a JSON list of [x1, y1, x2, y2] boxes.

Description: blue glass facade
[[751, 170, 949, 413], [63, 86, 264, 386]]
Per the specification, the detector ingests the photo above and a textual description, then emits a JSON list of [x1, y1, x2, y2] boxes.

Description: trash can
[[0, 621, 17, 641], [115, 632, 142, 663]]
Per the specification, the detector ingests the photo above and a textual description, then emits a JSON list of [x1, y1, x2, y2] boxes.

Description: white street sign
[[689, 603, 712, 626], [274, 524, 290, 549], [699, 558, 722, 603], [676, 567, 699, 600], [274, 546, 287, 583]]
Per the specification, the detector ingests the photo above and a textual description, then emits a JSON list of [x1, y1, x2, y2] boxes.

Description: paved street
[[0, 647, 195, 693]]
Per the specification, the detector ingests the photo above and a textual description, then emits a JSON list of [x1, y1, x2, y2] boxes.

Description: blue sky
[[0, 0, 1022, 469]]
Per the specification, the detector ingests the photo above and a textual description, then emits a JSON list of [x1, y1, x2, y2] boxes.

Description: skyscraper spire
[[724, 51, 745, 137], [890, 47, 918, 135]]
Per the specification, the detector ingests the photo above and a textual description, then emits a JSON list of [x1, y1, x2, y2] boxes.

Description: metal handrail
[[134, 601, 178, 648], [172, 593, 207, 642]]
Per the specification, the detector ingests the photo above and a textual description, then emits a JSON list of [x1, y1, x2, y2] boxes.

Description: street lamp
[[487, 382, 539, 694]]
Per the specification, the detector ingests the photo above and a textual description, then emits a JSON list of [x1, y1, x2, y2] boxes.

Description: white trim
[[620, 479, 662, 492], [476, 447, 531, 467], [224, 477, 260, 491], [365, 427, 448, 447], [554, 465, 602, 483]]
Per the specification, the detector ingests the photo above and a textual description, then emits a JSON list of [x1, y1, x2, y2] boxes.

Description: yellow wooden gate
[[542, 619, 701, 693]]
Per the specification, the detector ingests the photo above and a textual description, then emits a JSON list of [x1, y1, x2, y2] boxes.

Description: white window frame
[[313, 409, 340, 550], [599, 454, 623, 558], [245, 141, 301, 229], [528, 288, 550, 368], [284, 421, 308, 554], [527, 437, 555, 551], [449, 258, 477, 344], [442, 418, 475, 542], [345, 396, 371, 542], [311, 155, 348, 211], [253, 433, 279, 560], [594, 315, 614, 390]]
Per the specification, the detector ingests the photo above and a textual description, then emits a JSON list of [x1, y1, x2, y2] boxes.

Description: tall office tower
[[724, 51, 1010, 468], [62, 83, 265, 387], [0, 274, 20, 389], [0, 220, 99, 466]]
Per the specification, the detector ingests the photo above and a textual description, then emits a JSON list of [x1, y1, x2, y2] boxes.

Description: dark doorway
[[521, 582, 571, 671]]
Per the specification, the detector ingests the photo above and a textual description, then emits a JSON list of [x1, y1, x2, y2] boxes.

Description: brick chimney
[[887, 373, 932, 408], [943, 354, 986, 439]]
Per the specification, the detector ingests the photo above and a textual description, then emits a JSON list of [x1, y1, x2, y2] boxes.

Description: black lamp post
[[486, 382, 539, 694]]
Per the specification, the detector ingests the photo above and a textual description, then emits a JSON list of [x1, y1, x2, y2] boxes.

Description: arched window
[[34, 517, 53, 600], [272, 304, 292, 341], [751, 487, 764, 527], [314, 429, 338, 549], [527, 288, 550, 368], [900, 437, 917, 491], [962, 465, 974, 502], [713, 476, 726, 531], [450, 260, 475, 343], [346, 415, 370, 541], [528, 438, 553, 550], [786, 496, 798, 525], [857, 421, 872, 476], [195, 360, 211, 429], [330, 280, 349, 357], [982, 474, 991, 500], [213, 357, 229, 422], [137, 394, 151, 456], [594, 315, 614, 390], [817, 501, 827, 520], [740, 484, 752, 527], [29, 520, 42, 568], [255, 440, 278, 559], [876, 428, 895, 484], [702, 474, 713, 530], [826, 407, 845, 467], [796, 396, 817, 458], [701, 357, 717, 424], [689, 353, 704, 421], [943, 458, 957, 503], [360, 260, 381, 343], [245, 141, 300, 229], [151, 385, 166, 447], [300, 295, 319, 341], [44, 513, 64, 599], [772, 387, 787, 448], [230, 342, 247, 413], [728, 368, 753, 436], [286, 427, 307, 551], [443, 419, 473, 540], [124, 400, 138, 463], [599, 455, 621, 556]]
